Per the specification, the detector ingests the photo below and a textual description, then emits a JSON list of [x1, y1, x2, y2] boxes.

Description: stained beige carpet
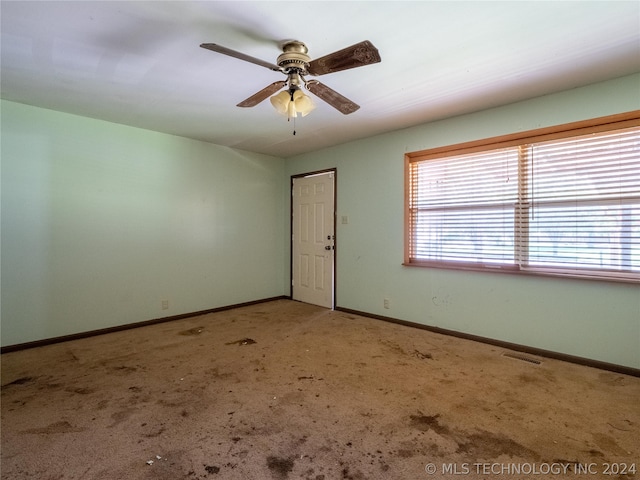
[[1, 299, 638, 479]]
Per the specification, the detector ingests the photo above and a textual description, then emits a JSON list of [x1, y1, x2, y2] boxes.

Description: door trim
[[290, 168, 337, 308]]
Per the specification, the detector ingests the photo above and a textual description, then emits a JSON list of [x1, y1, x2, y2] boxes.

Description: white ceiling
[[2, 1, 639, 158]]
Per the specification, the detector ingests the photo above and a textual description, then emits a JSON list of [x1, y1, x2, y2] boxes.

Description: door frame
[[290, 168, 337, 308]]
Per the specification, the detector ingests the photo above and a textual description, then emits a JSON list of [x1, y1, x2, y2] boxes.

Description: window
[[405, 112, 640, 282]]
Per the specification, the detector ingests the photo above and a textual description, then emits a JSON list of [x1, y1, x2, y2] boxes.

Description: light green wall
[[2, 74, 639, 368], [1, 100, 287, 346], [286, 73, 640, 369]]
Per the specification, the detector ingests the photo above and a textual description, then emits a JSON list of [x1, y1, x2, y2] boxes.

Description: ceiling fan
[[200, 40, 381, 116]]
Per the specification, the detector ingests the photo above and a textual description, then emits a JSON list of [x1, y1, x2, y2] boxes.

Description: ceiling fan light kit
[[270, 88, 315, 118], [200, 39, 381, 122], [269, 69, 316, 119]]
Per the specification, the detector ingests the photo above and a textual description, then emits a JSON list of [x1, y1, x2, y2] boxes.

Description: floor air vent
[[502, 352, 542, 365]]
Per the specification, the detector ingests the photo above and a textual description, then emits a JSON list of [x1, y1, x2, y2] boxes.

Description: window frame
[[404, 111, 640, 283]]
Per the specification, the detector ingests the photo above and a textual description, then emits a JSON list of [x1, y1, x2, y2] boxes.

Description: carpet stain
[[380, 340, 406, 356], [2, 376, 35, 387], [518, 373, 546, 384], [206, 367, 235, 380], [142, 425, 166, 438], [598, 372, 628, 387], [204, 464, 220, 474], [226, 338, 257, 346], [111, 365, 138, 375], [341, 465, 366, 479], [67, 387, 93, 395], [585, 449, 605, 458], [266, 455, 294, 479], [179, 327, 204, 336], [397, 449, 415, 458], [456, 430, 537, 460], [408, 411, 538, 461], [409, 413, 450, 435], [592, 432, 628, 456], [109, 409, 135, 427], [22, 420, 85, 434], [414, 350, 433, 360]]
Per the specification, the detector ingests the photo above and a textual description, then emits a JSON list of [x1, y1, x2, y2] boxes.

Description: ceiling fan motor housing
[[277, 41, 310, 74]]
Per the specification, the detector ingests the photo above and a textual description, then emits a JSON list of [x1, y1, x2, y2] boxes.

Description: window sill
[[403, 261, 640, 284]]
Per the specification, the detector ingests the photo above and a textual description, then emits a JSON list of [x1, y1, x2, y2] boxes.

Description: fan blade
[[307, 40, 381, 76], [237, 81, 287, 107], [200, 43, 281, 71], [306, 81, 360, 115]]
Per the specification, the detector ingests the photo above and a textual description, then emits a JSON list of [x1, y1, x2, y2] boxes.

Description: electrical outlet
[[161, 300, 169, 310], [383, 298, 390, 309], [341, 215, 349, 224]]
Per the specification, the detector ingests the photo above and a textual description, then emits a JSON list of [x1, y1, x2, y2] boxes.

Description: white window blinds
[[406, 117, 640, 282], [409, 148, 519, 267], [525, 129, 639, 278]]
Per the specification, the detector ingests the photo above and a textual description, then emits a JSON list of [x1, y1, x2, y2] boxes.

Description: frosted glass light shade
[[270, 90, 291, 115], [293, 89, 315, 117], [270, 88, 315, 118]]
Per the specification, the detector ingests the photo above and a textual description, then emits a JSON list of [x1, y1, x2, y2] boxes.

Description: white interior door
[[292, 172, 335, 308]]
